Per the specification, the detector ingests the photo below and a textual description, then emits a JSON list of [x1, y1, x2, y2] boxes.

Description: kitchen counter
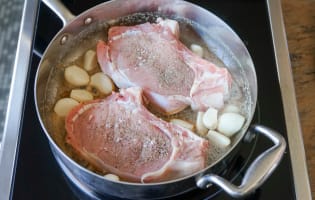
[[282, 0, 315, 198]]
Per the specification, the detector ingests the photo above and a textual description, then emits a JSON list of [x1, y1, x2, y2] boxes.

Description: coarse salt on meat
[[65, 87, 209, 183], [97, 18, 232, 114]]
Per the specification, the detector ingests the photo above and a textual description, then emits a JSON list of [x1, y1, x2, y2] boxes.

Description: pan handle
[[197, 124, 286, 198], [42, 0, 75, 26]]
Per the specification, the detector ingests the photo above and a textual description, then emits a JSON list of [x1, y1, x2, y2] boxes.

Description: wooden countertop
[[282, 0, 315, 198]]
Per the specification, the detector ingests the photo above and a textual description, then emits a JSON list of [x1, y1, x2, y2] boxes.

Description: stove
[[0, 0, 311, 199]]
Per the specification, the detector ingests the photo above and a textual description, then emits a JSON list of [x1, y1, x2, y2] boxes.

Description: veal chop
[[97, 18, 232, 114], [65, 87, 209, 183]]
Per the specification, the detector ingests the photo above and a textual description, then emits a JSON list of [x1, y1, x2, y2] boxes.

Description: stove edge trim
[[0, 0, 39, 199], [267, 0, 312, 199]]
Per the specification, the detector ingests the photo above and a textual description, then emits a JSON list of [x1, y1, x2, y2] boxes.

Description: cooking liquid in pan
[[42, 12, 251, 182]]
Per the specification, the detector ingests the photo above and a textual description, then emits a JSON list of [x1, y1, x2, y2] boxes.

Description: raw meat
[[65, 87, 209, 183], [97, 18, 232, 114]]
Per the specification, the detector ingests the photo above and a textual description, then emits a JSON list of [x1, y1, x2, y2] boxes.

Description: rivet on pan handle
[[42, 0, 75, 26], [197, 124, 286, 198]]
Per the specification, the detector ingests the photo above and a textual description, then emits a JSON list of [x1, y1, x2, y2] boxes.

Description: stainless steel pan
[[34, 0, 286, 199]]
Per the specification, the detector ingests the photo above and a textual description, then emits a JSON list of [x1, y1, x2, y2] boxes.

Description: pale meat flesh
[[65, 87, 209, 183], [97, 18, 232, 114]]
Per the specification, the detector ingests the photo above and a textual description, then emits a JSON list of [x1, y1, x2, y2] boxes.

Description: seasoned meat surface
[[65, 87, 209, 183], [97, 18, 232, 114]]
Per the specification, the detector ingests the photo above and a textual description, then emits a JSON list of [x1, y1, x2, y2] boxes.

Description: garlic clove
[[202, 107, 218, 130], [70, 89, 93, 102], [90, 72, 115, 95], [170, 118, 194, 131], [64, 65, 89, 87], [190, 44, 204, 58], [83, 50, 98, 72], [206, 130, 231, 148], [222, 104, 240, 113], [54, 98, 79, 117], [104, 174, 120, 181], [196, 112, 208, 136], [217, 113, 245, 137]]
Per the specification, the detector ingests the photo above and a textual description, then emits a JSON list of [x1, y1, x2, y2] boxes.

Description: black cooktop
[[11, 0, 295, 199]]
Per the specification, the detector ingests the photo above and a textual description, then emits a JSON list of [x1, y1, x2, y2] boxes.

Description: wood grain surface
[[282, 0, 315, 198]]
